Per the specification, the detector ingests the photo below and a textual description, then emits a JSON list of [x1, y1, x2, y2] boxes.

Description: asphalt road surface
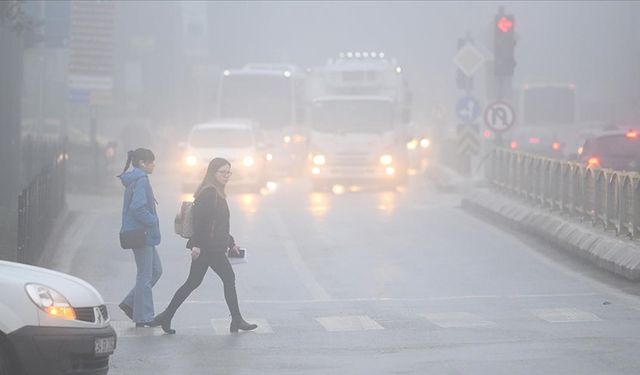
[[53, 168, 640, 375]]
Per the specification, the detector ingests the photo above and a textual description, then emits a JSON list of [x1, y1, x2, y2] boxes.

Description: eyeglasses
[[216, 170, 232, 177]]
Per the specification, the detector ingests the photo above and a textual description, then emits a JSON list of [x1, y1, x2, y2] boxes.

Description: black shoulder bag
[[119, 179, 148, 249]]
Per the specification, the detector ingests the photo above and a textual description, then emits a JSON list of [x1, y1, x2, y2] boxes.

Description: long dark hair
[[194, 157, 230, 198], [118, 148, 155, 176]]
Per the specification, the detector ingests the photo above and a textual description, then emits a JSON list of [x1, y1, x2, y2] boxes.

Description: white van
[[0, 260, 116, 375], [181, 119, 269, 192]]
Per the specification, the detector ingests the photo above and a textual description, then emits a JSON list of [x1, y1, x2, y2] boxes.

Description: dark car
[[578, 130, 640, 171]]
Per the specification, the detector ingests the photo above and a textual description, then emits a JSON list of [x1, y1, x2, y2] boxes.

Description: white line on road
[[316, 315, 384, 332], [270, 210, 331, 301], [422, 312, 496, 328], [106, 291, 599, 306], [530, 308, 603, 323]]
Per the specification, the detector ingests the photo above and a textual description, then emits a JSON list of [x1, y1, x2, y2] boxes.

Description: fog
[[3, 2, 640, 373], [52, 0, 640, 135]]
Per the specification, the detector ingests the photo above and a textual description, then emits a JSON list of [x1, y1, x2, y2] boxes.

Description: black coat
[[187, 187, 235, 252]]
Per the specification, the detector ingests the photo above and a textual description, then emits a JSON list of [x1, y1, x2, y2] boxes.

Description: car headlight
[[25, 283, 77, 320], [283, 135, 292, 144], [243, 155, 255, 167], [312, 154, 326, 166], [185, 155, 198, 166], [406, 139, 418, 150], [379, 154, 393, 166], [420, 138, 431, 148]]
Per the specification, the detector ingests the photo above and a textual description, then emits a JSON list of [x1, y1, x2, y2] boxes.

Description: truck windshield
[[311, 100, 394, 133], [219, 75, 292, 130], [523, 87, 576, 125], [189, 128, 253, 148]]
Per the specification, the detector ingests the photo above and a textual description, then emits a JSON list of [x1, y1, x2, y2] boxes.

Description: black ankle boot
[[230, 318, 258, 333], [153, 311, 176, 334]]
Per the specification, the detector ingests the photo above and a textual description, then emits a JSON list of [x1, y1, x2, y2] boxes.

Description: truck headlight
[[25, 283, 77, 320], [243, 155, 255, 167], [379, 154, 393, 166], [406, 139, 418, 150], [185, 155, 198, 167], [312, 154, 326, 166]]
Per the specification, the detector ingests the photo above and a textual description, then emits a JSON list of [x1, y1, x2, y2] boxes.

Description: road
[[54, 167, 640, 375]]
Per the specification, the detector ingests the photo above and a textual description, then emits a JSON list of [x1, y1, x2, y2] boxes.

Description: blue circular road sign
[[455, 96, 481, 123]]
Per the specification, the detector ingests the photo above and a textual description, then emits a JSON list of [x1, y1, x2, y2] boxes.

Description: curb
[[461, 189, 640, 281]]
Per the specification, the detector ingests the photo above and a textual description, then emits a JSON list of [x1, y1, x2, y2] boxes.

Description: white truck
[[307, 52, 412, 191], [0, 260, 116, 375]]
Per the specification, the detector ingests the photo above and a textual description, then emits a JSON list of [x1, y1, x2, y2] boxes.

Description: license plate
[[94, 336, 115, 355]]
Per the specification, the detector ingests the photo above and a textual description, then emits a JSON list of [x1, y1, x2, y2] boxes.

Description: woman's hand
[[191, 247, 201, 260], [228, 245, 241, 257]]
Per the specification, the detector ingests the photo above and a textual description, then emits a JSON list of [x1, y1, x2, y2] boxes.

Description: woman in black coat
[[154, 158, 257, 334]]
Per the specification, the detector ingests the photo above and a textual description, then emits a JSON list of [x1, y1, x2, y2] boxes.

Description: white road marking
[[422, 312, 496, 328], [316, 315, 384, 332], [108, 292, 599, 307], [530, 308, 603, 323], [270, 210, 331, 301], [110, 320, 164, 337], [210, 318, 272, 335]]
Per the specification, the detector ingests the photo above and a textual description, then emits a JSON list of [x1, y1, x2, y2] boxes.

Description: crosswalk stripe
[[530, 308, 603, 323], [316, 315, 384, 332], [110, 320, 164, 337], [421, 312, 496, 328], [210, 318, 273, 335], [112, 307, 608, 338]]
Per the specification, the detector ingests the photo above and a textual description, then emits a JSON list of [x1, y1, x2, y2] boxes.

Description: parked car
[[0, 260, 116, 375], [578, 129, 640, 171], [181, 119, 269, 192]]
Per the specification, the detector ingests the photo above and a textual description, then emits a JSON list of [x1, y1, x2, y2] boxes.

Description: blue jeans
[[121, 246, 163, 323]]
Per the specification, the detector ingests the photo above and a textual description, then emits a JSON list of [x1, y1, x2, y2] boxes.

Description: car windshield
[[219, 75, 292, 130], [311, 100, 394, 133], [189, 128, 253, 148], [586, 135, 640, 157]]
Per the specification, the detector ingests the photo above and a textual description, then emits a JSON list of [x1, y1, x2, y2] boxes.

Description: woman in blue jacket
[[118, 148, 163, 327]]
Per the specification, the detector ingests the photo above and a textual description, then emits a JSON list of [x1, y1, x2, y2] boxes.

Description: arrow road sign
[[457, 124, 481, 156], [484, 101, 515, 133], [455, 96, 481, 123]]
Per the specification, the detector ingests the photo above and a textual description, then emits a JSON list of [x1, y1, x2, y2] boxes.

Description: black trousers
[[165, 249, 241, 320]]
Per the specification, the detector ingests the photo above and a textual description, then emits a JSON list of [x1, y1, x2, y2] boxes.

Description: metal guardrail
[[486, 148, 640, 239], [17, 151, 67, 265]]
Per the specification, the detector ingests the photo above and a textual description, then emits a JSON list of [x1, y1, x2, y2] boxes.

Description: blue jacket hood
[[119, 167, 147, 187]]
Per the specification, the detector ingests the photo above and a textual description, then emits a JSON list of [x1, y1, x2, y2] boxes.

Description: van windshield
[[219, 75, 292, 130], [189, 128, 253, 148]]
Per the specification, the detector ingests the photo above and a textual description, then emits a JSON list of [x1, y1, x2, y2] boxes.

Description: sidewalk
[[39, 182, 121, 274]]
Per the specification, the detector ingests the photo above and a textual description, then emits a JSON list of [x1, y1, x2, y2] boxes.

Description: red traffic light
[[496, 16, 513, 33]]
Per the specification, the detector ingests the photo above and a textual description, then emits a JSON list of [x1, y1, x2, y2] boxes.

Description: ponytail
[[117, 148, 155, 177]]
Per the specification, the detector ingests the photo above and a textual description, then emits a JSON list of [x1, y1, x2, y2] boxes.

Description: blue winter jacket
[[119, 167, 161, 247]]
